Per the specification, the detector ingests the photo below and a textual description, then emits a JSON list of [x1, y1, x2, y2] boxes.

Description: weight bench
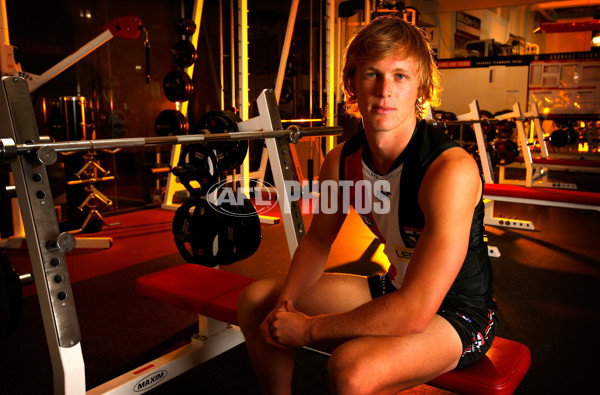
[[484, 183, 600, 212], [134, 263, 531, 394]]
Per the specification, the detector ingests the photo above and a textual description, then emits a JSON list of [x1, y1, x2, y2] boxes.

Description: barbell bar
[[0, 125, 343, 164], [427, 116, 540, 128]]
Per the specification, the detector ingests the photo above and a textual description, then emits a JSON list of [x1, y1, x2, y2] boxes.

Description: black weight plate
[[172, 198, 221, 266], [213, 202, 239, 265], [211, 196, 261, 265], [163, 71, 193, 102], [567, 128, 580, 145], [232, 196, 261, 262], [493, 139, 520, 165], [155, 109, 189, 136], [549, 129, 569, 148], [175, 18, 196, 36], [495, 121, 515, 139], [172, 196, 262, 266], [0, 249, 22, 338], [172, 144, 219, 196], [171, 40, 197, 68], [197, 111, 248, 172]]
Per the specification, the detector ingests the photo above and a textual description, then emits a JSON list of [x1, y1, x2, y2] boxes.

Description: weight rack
[[0, 76, 341, 394]]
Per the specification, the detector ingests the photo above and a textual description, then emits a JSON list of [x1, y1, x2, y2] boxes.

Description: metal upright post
[[256, 90, 305, 256], [525, 102, 548, 158], [457, 100, 494, 184], [0, 76, 85, 393], [325, 0, 336, 152]]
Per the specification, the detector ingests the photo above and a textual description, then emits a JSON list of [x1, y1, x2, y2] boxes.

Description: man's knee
[[328, 344, 374, 395], [328, 342, 410, 395], [237, 278, 280, 327]]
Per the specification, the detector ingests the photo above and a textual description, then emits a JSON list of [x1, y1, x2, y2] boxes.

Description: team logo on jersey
[[393, 245, 414, 263], [400, 226, 422, 247], [359, 214, 374, 227]]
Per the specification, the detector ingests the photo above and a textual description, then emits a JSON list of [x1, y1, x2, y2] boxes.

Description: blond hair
[[341, 15, 441, 119]]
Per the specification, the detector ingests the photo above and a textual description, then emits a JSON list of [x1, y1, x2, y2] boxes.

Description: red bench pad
[[428, 337, 531, 395], [135, 265, 531, 394], [134, 264, 255, 324], [484, 183, 600, 207]]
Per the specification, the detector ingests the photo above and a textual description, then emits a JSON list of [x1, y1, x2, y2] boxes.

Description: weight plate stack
[[172, 197, 261, 266], [172, 143, 219, 196], [155, 109, 189, 136], [196, 111, 248, 172], [163, 70, 194, 102]]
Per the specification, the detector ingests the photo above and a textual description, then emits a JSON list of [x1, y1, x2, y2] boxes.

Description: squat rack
[[0, 77, 341, 394]]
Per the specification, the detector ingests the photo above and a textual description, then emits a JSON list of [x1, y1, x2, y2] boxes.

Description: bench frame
[[130, 263, 532, 395], [88, 316, 246, 394]]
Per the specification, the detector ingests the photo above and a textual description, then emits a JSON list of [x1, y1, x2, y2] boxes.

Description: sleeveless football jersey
[[339, 120, 495, 309]]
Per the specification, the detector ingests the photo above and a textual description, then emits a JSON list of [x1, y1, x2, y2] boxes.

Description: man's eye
[[366, 72, 376, 78], [396, 74, 407, 80]]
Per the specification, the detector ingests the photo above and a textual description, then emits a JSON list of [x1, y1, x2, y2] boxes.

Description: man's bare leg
[[327, 315, 463, 395], [238, 277, 294, 395], [237, 273, 372, 394]]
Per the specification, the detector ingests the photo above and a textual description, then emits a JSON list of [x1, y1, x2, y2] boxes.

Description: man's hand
[[261, 300, 313, 349], [259, 302, 288, 350]]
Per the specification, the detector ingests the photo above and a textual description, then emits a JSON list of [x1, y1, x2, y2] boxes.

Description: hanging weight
[[172, 198, 218, 266], [479, 110, 496, 141], [0, 249, 23, 338], [171, 40, 197, 68], [548, 129, 569, 148], [491, 139, 519, 165], [433, 110, 459, 140], [566, 127, 579, 145], [175, 18, 196, 36], [163, 70, 194, 102], [172, 143, 219, 196], [465, 142, 499, 171], [155, 109, 189, 136], [196, 111, 248, 172], [493, 110, 516, 140], [208, 196, 261, 265], [172, 197, 261, 266], [226, 195, 262, 263]]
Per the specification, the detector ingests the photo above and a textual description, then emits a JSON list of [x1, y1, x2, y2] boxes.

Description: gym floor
[[2, 168, 599, 394]]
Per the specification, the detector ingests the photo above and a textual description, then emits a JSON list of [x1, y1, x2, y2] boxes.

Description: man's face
[[352, 55, 421, 134]]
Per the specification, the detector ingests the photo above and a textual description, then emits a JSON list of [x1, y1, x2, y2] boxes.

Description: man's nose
[[377, 75, 393, 97]]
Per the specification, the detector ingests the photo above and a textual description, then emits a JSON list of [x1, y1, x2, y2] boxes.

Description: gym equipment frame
[[454, 100, 600, 233], [0, 78, 342, 394]]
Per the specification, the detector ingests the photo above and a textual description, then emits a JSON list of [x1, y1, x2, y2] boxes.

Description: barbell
[[0, 125, 343, 165]]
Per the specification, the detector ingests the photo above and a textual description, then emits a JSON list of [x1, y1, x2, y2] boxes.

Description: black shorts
[[368, 273, 498, 369]]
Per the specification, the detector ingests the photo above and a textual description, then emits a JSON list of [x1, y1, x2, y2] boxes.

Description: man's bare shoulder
[[420, 146, 481, 208], [319, 142, 347, 181]]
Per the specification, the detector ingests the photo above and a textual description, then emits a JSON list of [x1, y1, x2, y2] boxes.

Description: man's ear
[[345, 77, 356, 99]]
